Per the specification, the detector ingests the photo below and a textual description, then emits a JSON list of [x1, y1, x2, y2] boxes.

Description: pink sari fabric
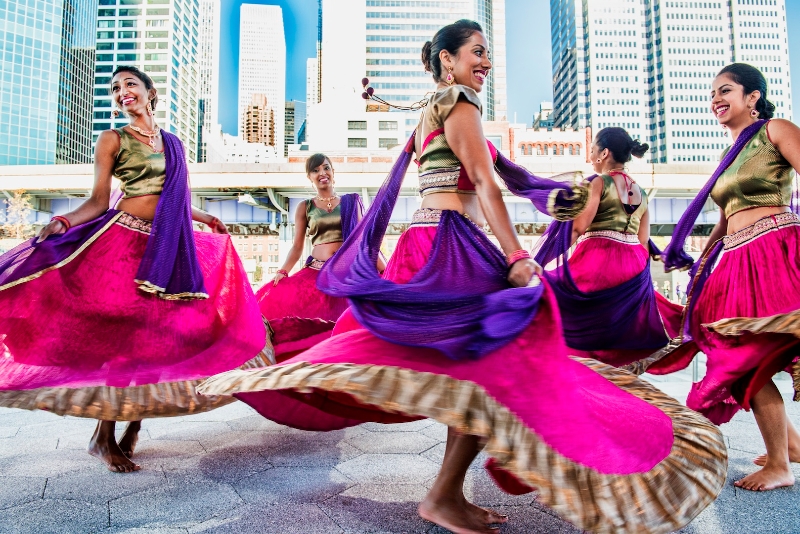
[[256, 264, 349, 362], [238, 225, 675, 478], [566, 237, 683, 366], [651, 221, 800, 424], [0, 214, 266, 390]]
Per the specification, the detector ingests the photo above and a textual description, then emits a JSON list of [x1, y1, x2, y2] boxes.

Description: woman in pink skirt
[[649, 63, 800, 491], [200, 20, 727, 534], [0, 66, 269, 472], [256, 154, 365, 361], [538, 127, 683, 367]]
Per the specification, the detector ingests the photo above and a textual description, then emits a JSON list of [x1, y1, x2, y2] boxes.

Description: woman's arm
[[766, 119, 800, 172], [570, 178, 603, 245], [191, 206, 227, 234], [444, 101, 539, 287], [37, 131, 119, 242], [273, 202, 308, 284], [637, 207, 650, 248]]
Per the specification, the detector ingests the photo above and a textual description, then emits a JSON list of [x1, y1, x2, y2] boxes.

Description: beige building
[[242, 94, 276, 147]]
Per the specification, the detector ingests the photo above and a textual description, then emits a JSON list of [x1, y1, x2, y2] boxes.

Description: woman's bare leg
[[418, 428, 505, 534], [735, 380, 795, 490], [753, 415, 800, 466], [87, 420, 141, 473], [118, 420, 142, 458]]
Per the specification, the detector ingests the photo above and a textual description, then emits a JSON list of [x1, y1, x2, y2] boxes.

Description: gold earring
[[445, 67, 455, 86], [147, 101, 154, 116], [111, 108, 120, 118]]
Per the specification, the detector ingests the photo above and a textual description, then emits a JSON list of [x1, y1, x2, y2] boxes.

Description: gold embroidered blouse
[[711, 122, 794, 219], [306, 199, 343, 246], [113, 127, 166, 198], [586, 174, 648, 235]]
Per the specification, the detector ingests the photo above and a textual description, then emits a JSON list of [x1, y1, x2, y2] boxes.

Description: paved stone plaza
[[0, 371, 798, 533]]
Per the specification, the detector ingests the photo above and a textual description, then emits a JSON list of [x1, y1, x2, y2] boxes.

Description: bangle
[[207, 217, 220, 226], [506, 249, 531, 267], [277, 269, 289, 276], [51, 215, 71, 231]]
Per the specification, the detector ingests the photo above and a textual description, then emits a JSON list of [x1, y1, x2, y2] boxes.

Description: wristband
[[506, 249, 531, 267], [277, 269, 289, 276], [51, 215, 71, 231]]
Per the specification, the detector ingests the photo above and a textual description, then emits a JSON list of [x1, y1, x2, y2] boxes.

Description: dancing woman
[[200, 20, 727, 534], [255, 154, 365, 361], [0, 66, 270, 472], [646, 63, 800, 491], [536, 128, 683, 367]]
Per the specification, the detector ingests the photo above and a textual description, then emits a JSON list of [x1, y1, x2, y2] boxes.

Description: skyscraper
[[92, 0, 202, 162], [551, 0, 792, 164], [238, 4, 286, 157], [285, 100, 307, 154], [242, 94, 275, 146], [198, 0, 221, 162], [306, 57, 319, 106], [0, 0, 96, 165]]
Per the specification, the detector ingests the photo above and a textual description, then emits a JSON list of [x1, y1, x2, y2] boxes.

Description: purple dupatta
[[317, 135, 587, 360]]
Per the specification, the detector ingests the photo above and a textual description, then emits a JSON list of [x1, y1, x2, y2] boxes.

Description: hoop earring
[[445, 68, 455, 86], [751, 108, 759, 118], [147, 101, 154, 116]]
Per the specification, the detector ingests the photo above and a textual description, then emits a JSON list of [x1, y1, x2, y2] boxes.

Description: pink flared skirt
[[649, 213, 800, 424], [567, 233, 683, 366], [0, 212, 271, 420], [200, 217, 727, 534], [256, 258, 349, 361]]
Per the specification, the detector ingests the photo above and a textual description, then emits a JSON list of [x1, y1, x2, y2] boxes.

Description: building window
[[348, 121, 367, 130], [378, 121, 398, 130], [378, 138, 399, 148], [348, 138, 367, 148]]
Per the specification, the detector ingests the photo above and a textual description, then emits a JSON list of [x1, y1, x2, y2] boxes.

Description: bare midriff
[[312, 241, 343, 261], [117, 194, 160, 221], [420, 191, 485, 226], [726, 205, 791, 234]]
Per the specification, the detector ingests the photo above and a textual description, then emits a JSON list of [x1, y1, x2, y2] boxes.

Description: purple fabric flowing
[[317, 135, 586, 360], [338, 193, 363, 241], [662, 119, 766, 272], [533, 175, 668, 351], [134, 131, 207, 299]]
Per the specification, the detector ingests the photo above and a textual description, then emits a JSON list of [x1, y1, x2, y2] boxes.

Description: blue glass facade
[[0, 0, 96, 165]]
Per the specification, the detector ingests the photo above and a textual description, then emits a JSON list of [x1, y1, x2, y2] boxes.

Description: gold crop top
[[417, 85, 483, 196], [113, 127, 166, 199], [711, 122, 794, 219], [585, 174, 648, 235], [306, 199, 343, 246]]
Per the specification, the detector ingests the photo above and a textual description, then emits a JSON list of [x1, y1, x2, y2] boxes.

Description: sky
[[219, 0, 800, 134]]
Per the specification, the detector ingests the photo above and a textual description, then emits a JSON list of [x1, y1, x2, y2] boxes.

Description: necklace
[[128, 124, 161, 152], [315, 194, 338, 211]]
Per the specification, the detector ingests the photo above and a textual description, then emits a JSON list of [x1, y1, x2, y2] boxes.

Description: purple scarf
[[338, 193, 363, 240], [317, 135, 586, 360], [134, 131, 207, 300]]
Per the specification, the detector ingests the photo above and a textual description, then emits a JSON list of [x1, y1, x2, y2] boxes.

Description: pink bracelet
[[277, 269, 289, 276], [506, 249, 531, 267], [51, 215, 71, 231]]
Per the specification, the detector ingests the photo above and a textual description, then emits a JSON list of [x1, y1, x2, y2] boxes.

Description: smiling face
[[439, 31, 491, 93], [307, 159, 334, 192], [710, 73, 760, 126], [111, 71, 156, 117]]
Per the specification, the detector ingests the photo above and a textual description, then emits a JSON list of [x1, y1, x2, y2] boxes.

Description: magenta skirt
[[0, 212, 270, 420], [566, 233, 683, 366], [650, 213, 800, 424], [200, 216, 727, 534], [256, 258, 349, 361]]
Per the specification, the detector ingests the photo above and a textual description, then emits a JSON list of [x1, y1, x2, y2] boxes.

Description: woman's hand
[[207, 217, 228, 234], [36, 219, 67, 243], [507, 258, 542, 288], [272, 270, 288, 286]]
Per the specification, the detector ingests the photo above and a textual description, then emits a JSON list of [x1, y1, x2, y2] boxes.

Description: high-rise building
[[0, 0, 96, 165], [242, 94, 275, 146], [551, 0, 792, 164], [238, 4, 286, 157], [284, 100, 307, 154], [198, 0, 221, 162], [92, 0, 202, 162], [306, 57, 319, 105]]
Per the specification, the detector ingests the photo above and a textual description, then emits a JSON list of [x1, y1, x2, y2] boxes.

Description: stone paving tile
[[147, 422, 233, 441], [225, 413, 286, 432], [262, 431, 363, 468], [418, 422, 447, 442], [231, 466, 354, 505], [0, 447, 98, 478], [0, 426, 19, 438], [319, 484, 431, 533], [162, 444, 272, 484], [0, 476, 46, 511], [336, 454, 440, 485], [361, 419, 435, 433], [0, 498, 108, 534], [44, 467, 167, 504], [186, 503, 343, 533], [346, 430, 439, 454]]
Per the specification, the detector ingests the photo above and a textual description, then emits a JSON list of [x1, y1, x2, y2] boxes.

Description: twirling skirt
[[0, 211, 272, 420], [199, 210, 727, 534], [560, 231, 683, 366], [256, 256, 349, 362], [648, 213, 800, 424]]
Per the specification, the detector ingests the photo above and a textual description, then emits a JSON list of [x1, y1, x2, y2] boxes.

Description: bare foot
[[418, 497, 500, 534], [118, 421, 142, 459], [753, 449, 800, 466], [734, 466, 795, 491], [466, 502, 508, 525], [88, 435, 141, 473]]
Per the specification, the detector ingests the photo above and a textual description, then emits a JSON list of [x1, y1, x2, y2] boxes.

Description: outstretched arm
[[273, 202, 308, 285]]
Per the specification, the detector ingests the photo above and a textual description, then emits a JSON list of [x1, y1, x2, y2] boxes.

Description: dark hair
[[595, 127, 649, 163], [305, 153, 332, 175], [111, 65, 158, 110], [421, 19, 483, 83], [717, 63, 775, 120]]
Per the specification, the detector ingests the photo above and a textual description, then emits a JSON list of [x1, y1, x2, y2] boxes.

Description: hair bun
[[421, 41, 433, 72], [758, 98, 776, 120], [630, 140, 649, 159]]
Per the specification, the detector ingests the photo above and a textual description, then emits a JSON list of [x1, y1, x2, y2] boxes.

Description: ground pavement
[[0, 365, 798, 534]]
